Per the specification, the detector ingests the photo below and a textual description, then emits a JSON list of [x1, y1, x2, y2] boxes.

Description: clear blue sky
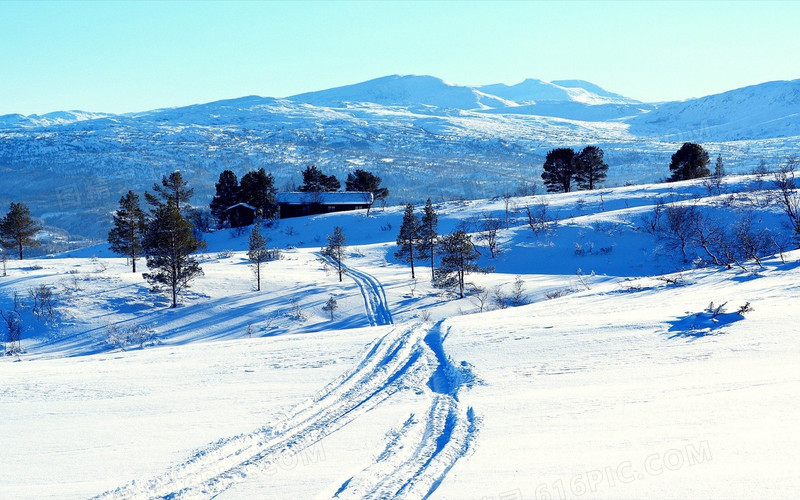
[[1, 0, 799, 115]]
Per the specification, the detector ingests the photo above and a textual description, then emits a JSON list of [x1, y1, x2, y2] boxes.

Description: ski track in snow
[[95, 320, 475, 499], [320, 253, 394, 326]]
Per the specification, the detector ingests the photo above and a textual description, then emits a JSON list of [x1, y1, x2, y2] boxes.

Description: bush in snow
[[105, 323, 156, 351]]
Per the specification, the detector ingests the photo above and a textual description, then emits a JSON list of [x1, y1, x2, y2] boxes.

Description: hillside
[[1, 75, 799, 242], [1, 176, 799, 498]]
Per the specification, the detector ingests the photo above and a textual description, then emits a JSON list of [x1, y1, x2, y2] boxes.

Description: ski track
[[320, 253, 393, 326], [95, 321, 477, 499], [332, 321, 478, 500]]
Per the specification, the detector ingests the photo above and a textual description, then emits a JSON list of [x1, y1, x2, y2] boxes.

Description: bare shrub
[[510, 275, 526, 306], [545, 287, 574, 300]]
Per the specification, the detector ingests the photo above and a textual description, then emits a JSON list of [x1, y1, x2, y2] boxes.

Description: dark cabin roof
[[276, 192, 373, 205]]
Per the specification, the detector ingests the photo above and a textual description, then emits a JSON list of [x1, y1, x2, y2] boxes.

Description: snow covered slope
[[1, 176, 799, 498], [288, 74, 515, 110], [629, 79, 800, 140]]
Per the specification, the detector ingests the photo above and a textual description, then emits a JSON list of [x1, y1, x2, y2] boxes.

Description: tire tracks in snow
[[332, 321, 478, 500], [319, 253, 393, 326], [94, 321, 476, 499]]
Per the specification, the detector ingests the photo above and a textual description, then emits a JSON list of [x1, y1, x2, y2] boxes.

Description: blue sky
[[1, 0, 799, 115]]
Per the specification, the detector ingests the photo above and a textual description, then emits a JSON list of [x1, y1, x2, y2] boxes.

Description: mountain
[[628, 79, 800, 141], [0, 75, 798, 241], [478, 78, 640, 105], [288, 74, 516, 111]]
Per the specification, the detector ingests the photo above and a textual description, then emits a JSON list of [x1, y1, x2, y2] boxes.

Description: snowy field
[[1, 175, 799, 499]]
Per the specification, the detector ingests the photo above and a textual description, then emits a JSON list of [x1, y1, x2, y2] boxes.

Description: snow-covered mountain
[[1, 75, 799, 240], [628, 79, 800, 141]]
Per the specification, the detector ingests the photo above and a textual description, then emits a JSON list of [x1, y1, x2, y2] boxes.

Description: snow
[[1, 175, 799, 498], [3, 75, 800, 242]]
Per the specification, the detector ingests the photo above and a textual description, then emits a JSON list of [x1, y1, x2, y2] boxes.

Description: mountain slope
[[629, 79, 800, 140]]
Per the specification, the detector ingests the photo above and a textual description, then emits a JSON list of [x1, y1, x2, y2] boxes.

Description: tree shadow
[[667, 310, 744, 340]]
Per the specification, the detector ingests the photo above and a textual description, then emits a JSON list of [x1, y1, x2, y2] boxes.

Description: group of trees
[[541, 142, 725, 192], [541, 146, 609, 193], [108, 171, 203, 308], [395, 199, 481, 298], [210, 168, 278, 226]]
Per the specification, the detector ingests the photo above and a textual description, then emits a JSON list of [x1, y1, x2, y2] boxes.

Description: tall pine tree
[[247, 223, 269, 291], [434, 230, 481, 299], [142, 204, 203, 308], [0, 202, 41, 260], [298, 165, 341, 192], [345, 169, 389, 215], [322, 226, 347, 282], [419, 198, 439, 280], [145, 171, 194, 215], [541, 148, 577, 193], [574, 146, 608, 190], [395, 203, 421, 279], [668, 143, 710, 181], [209, 170, 240, 226], [239, 168, 277, 219], [108, 191, 146, 272]]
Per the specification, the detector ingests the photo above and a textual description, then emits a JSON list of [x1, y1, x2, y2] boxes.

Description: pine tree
[[714, 154, 725, 177], [209, 170, 240, 226], [395, 203, 421, 279], [298, 165, 341, 192], [345, 169, 389, 215], [239, 168, 277, 219], [247, 223, 269, 291], [322, 226, 346, 282], [322, 296, 338, 320], [145, 171, 194, 216], [142, 204, 203, 308], [0, 202, 42, 260], [434, 230, 481, 298], [574, 146, 608, 190], [541, 148, 577, 193], [107, 191, 146, 272], [668, 143, 711, 181], [419, 198, 439, 280]]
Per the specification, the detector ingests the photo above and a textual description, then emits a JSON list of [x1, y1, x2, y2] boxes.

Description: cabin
[[225, 202, 257, 227], [276, 191, 373, 219]]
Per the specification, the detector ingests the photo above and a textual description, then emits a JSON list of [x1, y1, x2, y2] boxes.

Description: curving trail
[[319, 253, 393, 326], [95, 259, 475, 500]]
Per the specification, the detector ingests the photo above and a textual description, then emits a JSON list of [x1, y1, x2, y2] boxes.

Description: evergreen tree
[[419, 198, 439, 280], [322, 226, 346, 282], [107, 191, 146, 272], [574, 146, 608, 190], [145, 171, 194, 216], [714, 154, 725, 177], [668, 143, 711, 181], [541, 148, 577, 193], [395, 203, 421, 279], [345, 169, 389, 214], [247, 223, 269, 291], [322, 295, 338, 320], [298, 165, 341, 192], [0, 202, 41, 260], [209, 170, 240, 226], [239, 168, 277, 219], [142, 204, 203, 308], [433, 230, 481, 299]]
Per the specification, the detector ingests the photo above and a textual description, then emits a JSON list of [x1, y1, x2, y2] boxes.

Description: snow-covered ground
[[1, 176, 799, 498]]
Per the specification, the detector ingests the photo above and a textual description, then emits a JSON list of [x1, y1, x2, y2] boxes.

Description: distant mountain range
[[1, 75, 799, 240]]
